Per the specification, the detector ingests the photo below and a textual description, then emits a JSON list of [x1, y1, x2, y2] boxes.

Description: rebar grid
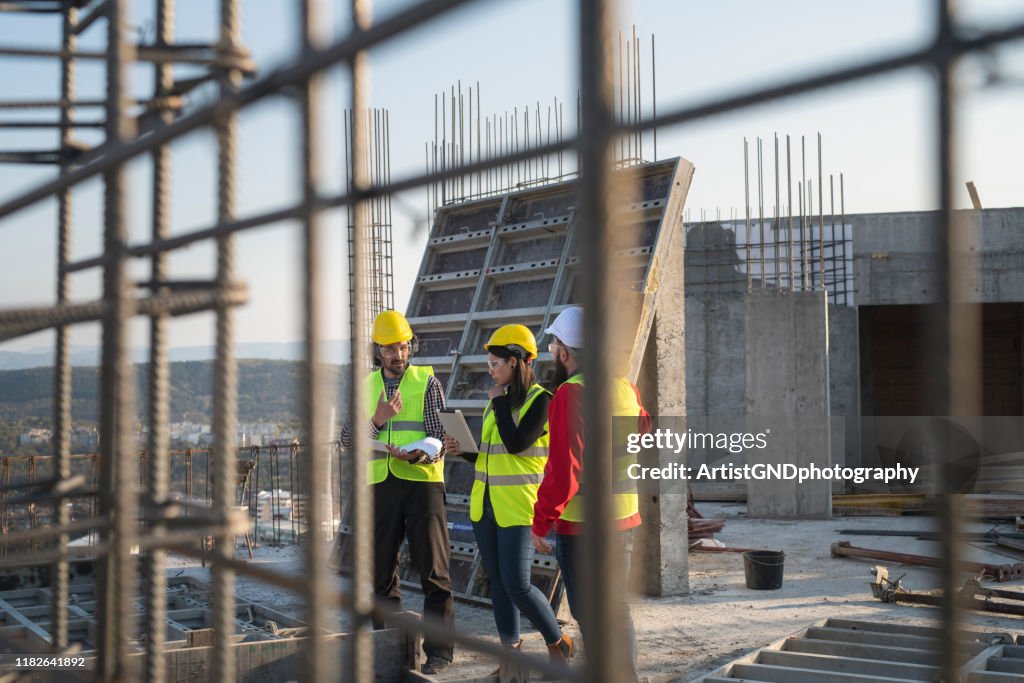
[[0, 0, 1018, 681]]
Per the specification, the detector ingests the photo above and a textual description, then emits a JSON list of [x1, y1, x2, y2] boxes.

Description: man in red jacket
[[530, 306, 650, 680]]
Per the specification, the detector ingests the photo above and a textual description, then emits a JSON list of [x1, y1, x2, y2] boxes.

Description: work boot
[[542, 634, 575, 679], [421, 655, 451, 676], [491, 640, 523, 677]]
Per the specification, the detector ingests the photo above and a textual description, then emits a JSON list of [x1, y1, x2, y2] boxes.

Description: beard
[[386, 358, 406, 377], [549, 355, 570, 389]]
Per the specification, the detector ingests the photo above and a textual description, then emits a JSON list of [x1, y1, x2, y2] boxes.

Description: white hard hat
[[544, 306, 584, 349]]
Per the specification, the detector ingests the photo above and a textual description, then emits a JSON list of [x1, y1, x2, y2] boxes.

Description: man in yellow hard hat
[[340, 309, 455, 675]]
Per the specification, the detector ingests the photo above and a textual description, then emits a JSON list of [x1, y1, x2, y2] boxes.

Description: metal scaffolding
[[0, 0, 1021, 681]]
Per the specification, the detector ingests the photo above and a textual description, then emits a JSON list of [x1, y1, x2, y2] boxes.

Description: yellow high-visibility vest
[[364, 365, 444, 484], [470, 384, 551, 527], [560, 374, 640, 523]]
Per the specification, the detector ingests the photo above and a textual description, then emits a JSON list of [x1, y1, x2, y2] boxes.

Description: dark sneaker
[[421, 655, 451, 675]]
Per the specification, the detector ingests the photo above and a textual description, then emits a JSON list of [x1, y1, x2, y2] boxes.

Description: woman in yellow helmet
[[443, 324, 574, 670]]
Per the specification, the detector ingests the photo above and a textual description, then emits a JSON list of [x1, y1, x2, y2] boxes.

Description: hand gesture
[[443, 435, 461, 455], [531, 533, 552, 554], [487, 383, 505, 400], [372, 389, 402, 427]]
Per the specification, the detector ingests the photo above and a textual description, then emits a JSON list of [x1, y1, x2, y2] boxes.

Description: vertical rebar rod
[[807, 180, 814, 288], [818, 132, 824, 289], [349, 0, 374, 681], [211, 0, 242, 679], [798, 182, 804, 289], [97, 0, 137, 676], [477, 82, 481, 195], [579, 1, 631, 679], [935, 2, 969, 680], [144, 0, 174, 679], [774, 133, 780, 288], [651, 33, 656, 162], [841, 173, 846, 304], [630, 26, 638, 161], [51, 0, 78, 654], [458, 80, 464, 198], [757, 137, 765, 289], [299, 0, 329, 678], [830, 174, 835, 300], [618, 31, 623, 163], [744, 138, 752, 293], [801, 136, 808, 289], [787, 134, 794, 291]]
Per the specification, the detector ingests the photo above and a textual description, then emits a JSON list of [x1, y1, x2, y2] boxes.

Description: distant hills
[[0, 359, 352, 425], [0, 340, 353, 371]]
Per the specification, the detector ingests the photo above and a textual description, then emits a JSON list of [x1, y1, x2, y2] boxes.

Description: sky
[[1, 0, 1023, 354]]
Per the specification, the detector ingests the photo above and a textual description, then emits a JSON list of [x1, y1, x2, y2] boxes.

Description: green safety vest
[[364, 365, 444, 485], [470, 384, 551, 527], [560, 374, 641, 523]]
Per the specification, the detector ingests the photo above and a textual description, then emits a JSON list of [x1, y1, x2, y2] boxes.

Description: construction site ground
[[167, 502, 1024, 682]]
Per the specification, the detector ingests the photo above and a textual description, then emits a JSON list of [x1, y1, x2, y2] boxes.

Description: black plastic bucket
[[743, 550, 785, 590]]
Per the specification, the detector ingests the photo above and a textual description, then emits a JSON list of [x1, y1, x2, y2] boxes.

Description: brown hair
[[489, 346, 536, 409]]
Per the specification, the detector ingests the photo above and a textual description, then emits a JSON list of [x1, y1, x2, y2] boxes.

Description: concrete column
[[745, 290, 832, 518], [636, 217, 689, 596]]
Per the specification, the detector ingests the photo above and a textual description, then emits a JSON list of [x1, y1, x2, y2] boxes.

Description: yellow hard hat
[[372, 310, 413, 345], [484, 324, 538, 360]]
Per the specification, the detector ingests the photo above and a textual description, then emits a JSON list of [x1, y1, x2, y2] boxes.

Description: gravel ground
[[164, 502, 1024, 681]]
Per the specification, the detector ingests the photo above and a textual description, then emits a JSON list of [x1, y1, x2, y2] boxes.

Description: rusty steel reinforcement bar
[[832, 541, 1022, 582], [347, 1, 375, 681], [299, 0, 329, 680], [0, 0, 481, 223], [0, 285, 248, 342]]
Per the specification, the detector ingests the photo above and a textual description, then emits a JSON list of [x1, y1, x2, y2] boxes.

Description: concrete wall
[[683, 207, 1024, 480], [851, 208, 1024, 306]]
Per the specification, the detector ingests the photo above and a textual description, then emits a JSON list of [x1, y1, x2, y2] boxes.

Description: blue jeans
[[555, 530, 637, 670], [473, 496, 563, 646]]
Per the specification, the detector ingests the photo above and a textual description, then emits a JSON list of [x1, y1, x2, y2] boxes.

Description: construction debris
[[870, 565, 1024, 618], [831, 540, 1024, 582]]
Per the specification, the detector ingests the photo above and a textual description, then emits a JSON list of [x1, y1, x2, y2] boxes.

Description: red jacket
[[532, 374, 652, 537]]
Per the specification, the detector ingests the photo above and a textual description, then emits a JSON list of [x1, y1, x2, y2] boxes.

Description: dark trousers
[[373, 473, 455, 662], [555, 530, 637, 673], [473, 495, 562, 646]]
